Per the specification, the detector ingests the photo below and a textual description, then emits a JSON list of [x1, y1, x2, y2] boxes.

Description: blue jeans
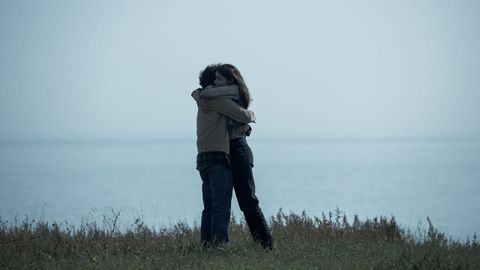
[[197, 152, 234, 246]]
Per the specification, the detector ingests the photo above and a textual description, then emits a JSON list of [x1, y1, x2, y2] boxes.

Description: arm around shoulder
[[208, 97, 255, 124], [191, 88, 201, 101], [199, 85, 240, 99]]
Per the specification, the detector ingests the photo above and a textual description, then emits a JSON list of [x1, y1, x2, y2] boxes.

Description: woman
[[192, 64, 256, 248], [199, 64, 273, 249]]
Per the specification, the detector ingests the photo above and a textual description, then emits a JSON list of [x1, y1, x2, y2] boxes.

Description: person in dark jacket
[[194, 63, 273, 250], [191, 64, 256, 248]]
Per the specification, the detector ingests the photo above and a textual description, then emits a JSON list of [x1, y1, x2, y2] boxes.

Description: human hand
[[235, 124, 252, 136]]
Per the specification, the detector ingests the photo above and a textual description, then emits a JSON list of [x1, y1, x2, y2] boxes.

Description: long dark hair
[[216, 64, 251, 108]]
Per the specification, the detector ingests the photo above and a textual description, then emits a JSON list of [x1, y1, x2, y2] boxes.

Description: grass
[[1, 209, 479, 269]]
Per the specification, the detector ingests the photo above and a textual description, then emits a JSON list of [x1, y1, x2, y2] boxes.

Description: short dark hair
[[198, 64, 219, 88]]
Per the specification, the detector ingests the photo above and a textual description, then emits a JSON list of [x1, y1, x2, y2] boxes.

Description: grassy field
[[1, 209, 479, 269]]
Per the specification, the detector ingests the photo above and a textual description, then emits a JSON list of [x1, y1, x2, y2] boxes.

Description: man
[[191, 64, 255, 248]]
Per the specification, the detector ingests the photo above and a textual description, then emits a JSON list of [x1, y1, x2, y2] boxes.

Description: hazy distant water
[[1, 138, 479, 240]]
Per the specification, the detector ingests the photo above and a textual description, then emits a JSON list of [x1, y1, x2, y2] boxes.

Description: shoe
[[261, 239, 273, 250]]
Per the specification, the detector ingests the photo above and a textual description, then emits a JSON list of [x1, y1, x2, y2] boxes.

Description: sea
[[1, 137, 479, 240]]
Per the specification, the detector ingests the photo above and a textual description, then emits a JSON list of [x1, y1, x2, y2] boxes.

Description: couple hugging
[[191, 63, 272, 250]]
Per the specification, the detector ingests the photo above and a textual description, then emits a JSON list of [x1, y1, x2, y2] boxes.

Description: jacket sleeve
[[207, 97, 255, 124], [199, 85, 240, 99], [191, 89, 201, 102]]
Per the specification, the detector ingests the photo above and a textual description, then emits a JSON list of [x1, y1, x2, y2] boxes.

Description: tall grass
[[1, 209, 478, 269]]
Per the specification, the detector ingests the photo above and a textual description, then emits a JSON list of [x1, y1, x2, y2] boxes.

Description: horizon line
[[1, 135, 480, 144]]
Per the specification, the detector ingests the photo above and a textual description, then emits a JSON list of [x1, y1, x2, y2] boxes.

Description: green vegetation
[[1, 209, 479, 269]]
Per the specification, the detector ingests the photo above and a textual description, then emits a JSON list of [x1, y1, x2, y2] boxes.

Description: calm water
[[1, 138, 479, 240]]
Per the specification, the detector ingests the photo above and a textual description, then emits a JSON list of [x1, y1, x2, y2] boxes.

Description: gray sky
[[1, 0, 479, 140]]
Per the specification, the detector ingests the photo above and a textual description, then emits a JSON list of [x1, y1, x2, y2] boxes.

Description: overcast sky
[[1, 0, 479, 140]]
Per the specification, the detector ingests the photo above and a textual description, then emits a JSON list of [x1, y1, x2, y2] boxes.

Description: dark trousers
[[197, 152, 234, 246], [230, 138, 272, 247]]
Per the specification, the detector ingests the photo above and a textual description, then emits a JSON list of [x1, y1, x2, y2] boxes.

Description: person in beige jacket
[[191, 64, 255, 248], [197, 63, 273, 250]]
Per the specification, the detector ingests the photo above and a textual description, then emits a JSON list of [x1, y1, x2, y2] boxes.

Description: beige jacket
[[191, 85, 255, 154], [199, 86, 248, 140]]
